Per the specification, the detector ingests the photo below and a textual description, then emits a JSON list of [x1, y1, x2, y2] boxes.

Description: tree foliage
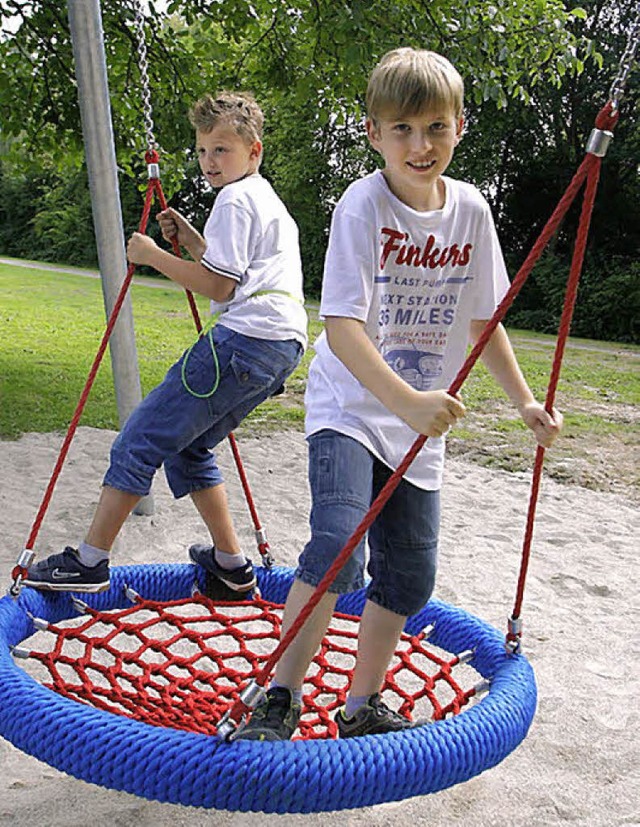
[[0, 0, 637, 339]]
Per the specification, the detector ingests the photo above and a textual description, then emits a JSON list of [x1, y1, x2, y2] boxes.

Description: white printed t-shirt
[[201, 173, 307, 348], [305, 170, 510, 490]]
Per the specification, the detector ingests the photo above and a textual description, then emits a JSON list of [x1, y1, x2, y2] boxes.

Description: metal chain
[[131, 0, 157, 150], [609, 10, 640, 111]]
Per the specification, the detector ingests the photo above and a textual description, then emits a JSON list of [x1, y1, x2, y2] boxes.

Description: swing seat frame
[[0, 563, 536, 813]]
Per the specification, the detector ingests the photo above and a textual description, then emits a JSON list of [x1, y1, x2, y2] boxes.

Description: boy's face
[[196, 125, 262, 189], [366, 108, 464, 210]]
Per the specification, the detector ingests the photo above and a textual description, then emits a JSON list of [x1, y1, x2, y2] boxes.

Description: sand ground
[[0, 428, 638, 826]]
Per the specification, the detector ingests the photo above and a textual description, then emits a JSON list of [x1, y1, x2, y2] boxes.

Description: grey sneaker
[[234, 687, 301, 742], [335, 693, 413, 738], [22, 547, 110, 593], [188, 543, 257, 600]]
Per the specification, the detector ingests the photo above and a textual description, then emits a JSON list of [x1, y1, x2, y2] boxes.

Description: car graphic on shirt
[[383, 348, 444, 390]]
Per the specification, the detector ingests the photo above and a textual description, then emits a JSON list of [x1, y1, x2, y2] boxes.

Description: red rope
[[224, 104, 617, 725], [507, 144, 604, 642], [146, 152, 270, 562], [11, 179, 157, 585], [26, 594, 478, 738], [12, 149, 269, 586]]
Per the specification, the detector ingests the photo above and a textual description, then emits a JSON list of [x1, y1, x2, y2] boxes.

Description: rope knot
[[144, 149, 160, 164]]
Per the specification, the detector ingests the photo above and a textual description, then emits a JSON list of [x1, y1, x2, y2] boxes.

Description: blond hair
[[189, 91, 264, 143], [366, 48, 464, 123]]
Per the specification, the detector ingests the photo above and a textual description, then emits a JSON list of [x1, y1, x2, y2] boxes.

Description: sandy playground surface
[[0, 427, 638, 826]]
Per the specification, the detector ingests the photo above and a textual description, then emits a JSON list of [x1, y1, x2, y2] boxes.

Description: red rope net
[[20, 595, 482, 740]]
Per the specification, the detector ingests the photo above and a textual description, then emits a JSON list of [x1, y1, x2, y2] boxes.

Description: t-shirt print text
[[379, 227, 473, 270]]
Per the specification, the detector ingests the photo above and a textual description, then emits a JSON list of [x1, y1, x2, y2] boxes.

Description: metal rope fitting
[[586, 128, 614, 157], [239, 680, 267, 708], [255, 528, 275, 567], [7, 549, 35, 597], [124, 585, 142, 603], [71, 597, 90, 614], [8, 578, 22, 598], [215, 719, 237, 742], [216, 681, 266, 741], [26, 613, 50, 632], [505, 615, 523, 654], [508, 616, 523, 636], [456, 649, 476, 665], [16, 549, 35, 568], [473, 678, 491, 696]]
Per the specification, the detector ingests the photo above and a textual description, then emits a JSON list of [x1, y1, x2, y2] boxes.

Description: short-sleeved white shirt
[[201, 173, 307, 348], [305, 170, 510, 490]]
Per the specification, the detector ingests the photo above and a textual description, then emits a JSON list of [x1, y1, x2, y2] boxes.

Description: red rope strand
[[223, 105, 616, 726], [508, 151, 603, 633], [12, 149, 269, 588], [14, 180, 157, 580]]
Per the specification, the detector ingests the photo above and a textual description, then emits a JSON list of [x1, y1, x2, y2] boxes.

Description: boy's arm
[[325, 316, 465, 438], [126, 232, 235, 302], [470, 320, 563, 448]]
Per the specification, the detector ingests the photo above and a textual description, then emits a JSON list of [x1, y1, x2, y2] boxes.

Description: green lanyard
[[180, 290, 303, 399], [181, 313, 221, 399]]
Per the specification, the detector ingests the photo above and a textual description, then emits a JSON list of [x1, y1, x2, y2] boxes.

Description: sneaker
[[22, 547, 110, 593], [335, 693, 413, 738], [234, 687, 301, 741], [188, 544, 257, 601]]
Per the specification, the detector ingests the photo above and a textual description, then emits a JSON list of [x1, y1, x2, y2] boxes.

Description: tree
[[6, 0, 633, 340], [490, 0, 640, 341]]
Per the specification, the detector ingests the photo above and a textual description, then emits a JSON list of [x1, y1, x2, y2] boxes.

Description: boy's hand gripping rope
[[217, 98, 623, 738]]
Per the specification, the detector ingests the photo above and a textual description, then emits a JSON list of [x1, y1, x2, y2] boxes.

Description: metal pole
[[67, 0, 153, 515]]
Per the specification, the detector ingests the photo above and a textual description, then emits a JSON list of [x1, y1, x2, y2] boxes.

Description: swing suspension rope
[[217, 24, 638, 735], [8, 5, 271, 598]]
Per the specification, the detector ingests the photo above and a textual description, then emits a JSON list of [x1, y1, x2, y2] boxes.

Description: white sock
[[214, 548, 246, 571], [77, 541, 109, 567]]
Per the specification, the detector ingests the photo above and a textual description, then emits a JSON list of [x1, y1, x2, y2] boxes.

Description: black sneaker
[[188, 544, 257, 601], [22, 547, 110, 593], [234, 687, 301, 742], [335, 693, 413, 738]]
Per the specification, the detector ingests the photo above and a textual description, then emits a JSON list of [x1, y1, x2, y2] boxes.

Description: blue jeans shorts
[[295, 430, 440, 617], [104, 324, 302, 499]]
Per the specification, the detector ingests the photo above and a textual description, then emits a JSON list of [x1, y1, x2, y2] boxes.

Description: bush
[[506, 250, 639, 344]]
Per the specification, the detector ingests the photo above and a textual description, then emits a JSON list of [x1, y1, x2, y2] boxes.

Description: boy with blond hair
[[237, 49, 561, 740], [24, 91, 307, 597]]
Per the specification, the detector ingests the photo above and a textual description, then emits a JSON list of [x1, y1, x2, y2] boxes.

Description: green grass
[[1, 261, 638, 495], [0, 262, 323, 437]]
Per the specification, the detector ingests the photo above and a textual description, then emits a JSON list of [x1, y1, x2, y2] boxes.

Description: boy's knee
[[296, 531, 366, 593], [368, 547, 437, 616], [164, 453, 223, 499]]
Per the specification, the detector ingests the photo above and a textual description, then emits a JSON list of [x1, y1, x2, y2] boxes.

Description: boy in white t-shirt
[[237, 49, 562, 741], [24, 92, 307, 597]]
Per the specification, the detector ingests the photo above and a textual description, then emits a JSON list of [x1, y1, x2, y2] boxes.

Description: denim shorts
[[104, 324, 302, 499], [295, 430, 440, 617]]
